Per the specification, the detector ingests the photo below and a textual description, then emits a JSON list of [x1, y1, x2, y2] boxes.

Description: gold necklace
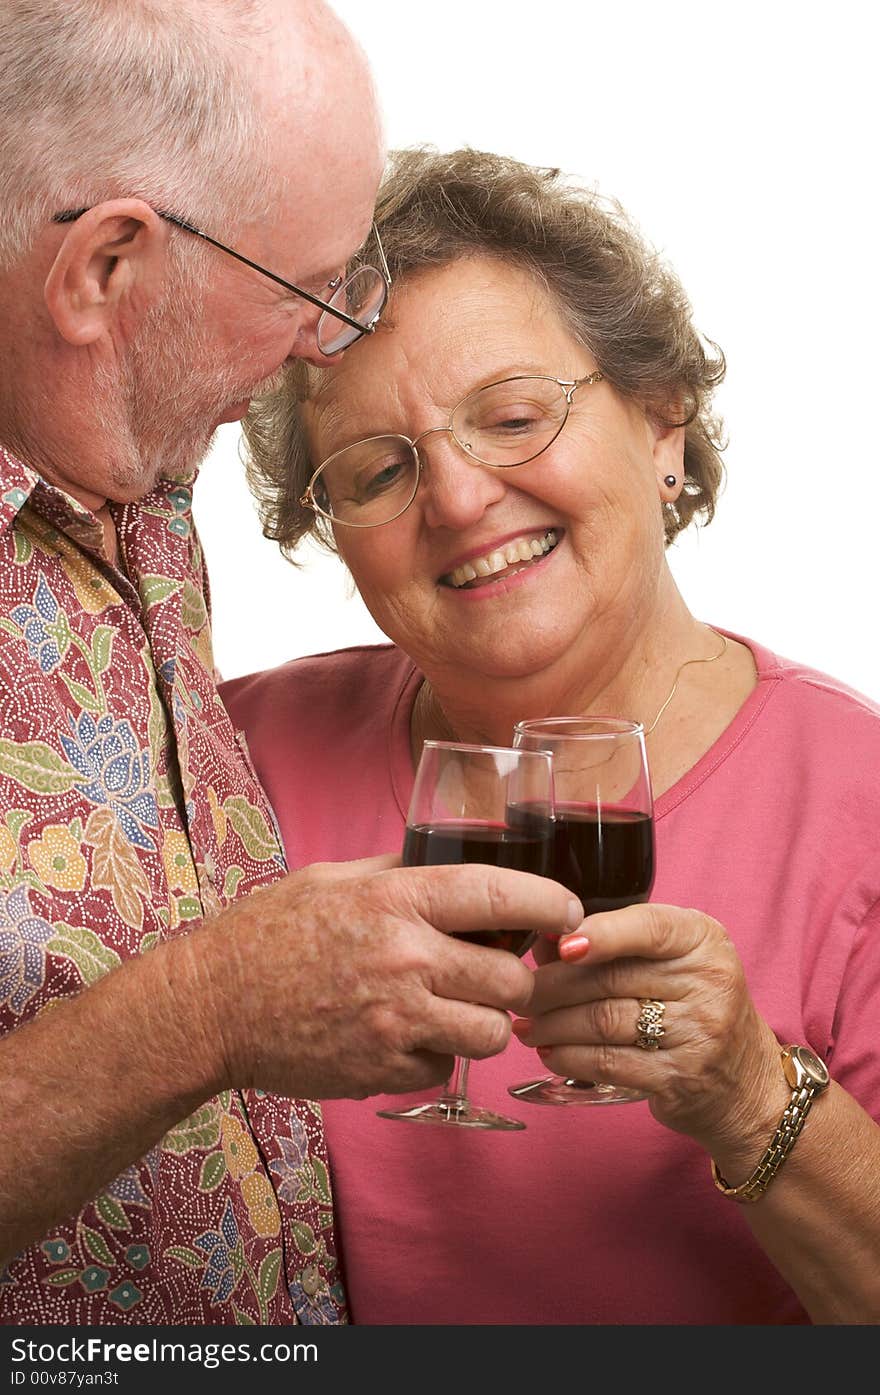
[[412, 631, 729, 746], [643, 631, 728, 735]]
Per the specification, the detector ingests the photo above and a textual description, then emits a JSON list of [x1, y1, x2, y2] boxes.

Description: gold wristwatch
[[712, 1044, 830, 1203]]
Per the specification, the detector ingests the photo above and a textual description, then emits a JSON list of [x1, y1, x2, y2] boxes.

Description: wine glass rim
[[421, 739, 553, 760], [514, 716, 645, 739]]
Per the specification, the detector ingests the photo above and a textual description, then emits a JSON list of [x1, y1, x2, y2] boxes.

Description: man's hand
[[193, 857, 583, 1099]]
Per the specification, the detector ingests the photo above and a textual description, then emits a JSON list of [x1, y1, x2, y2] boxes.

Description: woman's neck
[[409, 590, 757, 796]]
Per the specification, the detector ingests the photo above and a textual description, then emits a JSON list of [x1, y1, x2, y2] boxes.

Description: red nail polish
[[511, 1019, 529, 1039], [559, 933, 590, 962]]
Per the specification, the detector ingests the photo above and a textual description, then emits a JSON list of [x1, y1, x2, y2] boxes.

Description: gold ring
[[635, 998, 666, 1050]]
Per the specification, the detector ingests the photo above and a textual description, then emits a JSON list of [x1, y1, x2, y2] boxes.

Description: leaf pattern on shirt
[[0, 446, 346, 1325], [85, 807, 152, 930]]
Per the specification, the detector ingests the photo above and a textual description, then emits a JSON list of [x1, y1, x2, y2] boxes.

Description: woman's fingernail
[[536, 1047, 553, 1063], [566, 899, 585, 930], [511, 1019, 530, 1039], [558, 933, 591, 962]]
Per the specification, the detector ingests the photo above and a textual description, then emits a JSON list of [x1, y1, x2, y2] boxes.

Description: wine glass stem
[[441, 1056, 470, 1111]]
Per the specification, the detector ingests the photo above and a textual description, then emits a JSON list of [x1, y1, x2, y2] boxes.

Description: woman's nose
[[417, 430, 509, 530]]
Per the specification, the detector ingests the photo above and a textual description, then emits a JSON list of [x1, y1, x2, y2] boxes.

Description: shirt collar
[[0, 442, 198, 548], [0, 444, 40, 534]]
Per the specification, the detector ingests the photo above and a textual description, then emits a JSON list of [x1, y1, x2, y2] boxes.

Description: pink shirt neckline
[[387, 627, 778, 825]]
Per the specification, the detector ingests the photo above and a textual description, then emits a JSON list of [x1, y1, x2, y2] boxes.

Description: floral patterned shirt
[[0, 445, 346, 1326]]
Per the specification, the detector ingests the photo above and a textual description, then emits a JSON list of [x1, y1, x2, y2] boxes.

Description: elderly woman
[[221, 148, 880, 1325]]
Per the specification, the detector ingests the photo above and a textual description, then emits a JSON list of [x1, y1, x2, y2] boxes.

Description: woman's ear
[[648, 407, 686, 504], [44, 200, 169, 347]]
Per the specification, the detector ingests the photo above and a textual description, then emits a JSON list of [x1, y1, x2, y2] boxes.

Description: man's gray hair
[[0, 0, 272, 268]]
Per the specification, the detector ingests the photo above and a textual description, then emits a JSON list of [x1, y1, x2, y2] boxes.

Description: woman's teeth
[[447, 529, 558, 589]]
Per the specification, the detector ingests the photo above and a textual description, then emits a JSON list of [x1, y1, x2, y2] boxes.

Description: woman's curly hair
[[243, 146, 726, 559]]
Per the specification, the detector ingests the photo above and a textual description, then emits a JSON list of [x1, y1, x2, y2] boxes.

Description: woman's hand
[[516, 904, 783, 1159]]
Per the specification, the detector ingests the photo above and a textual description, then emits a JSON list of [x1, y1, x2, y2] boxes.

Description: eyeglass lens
[[312, 377, 570, 524], [317, 267, 389, 355]]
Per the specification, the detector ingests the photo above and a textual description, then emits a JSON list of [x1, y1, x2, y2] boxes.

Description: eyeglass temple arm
[[53, 208, 371, 335], [563, 371, 604, 403], [371, 223, 392, 288]]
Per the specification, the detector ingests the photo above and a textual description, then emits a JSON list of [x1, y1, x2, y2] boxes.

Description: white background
[[193, 0, 880, 699]]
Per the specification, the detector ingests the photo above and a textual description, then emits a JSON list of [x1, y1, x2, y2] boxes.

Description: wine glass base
[[508, 1075, 647, 1106], [376, 1097, 526, 1130]]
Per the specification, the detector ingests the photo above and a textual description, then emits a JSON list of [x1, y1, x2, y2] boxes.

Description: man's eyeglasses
[[53, 207, 391, 356], [300, 371, 605, 528]]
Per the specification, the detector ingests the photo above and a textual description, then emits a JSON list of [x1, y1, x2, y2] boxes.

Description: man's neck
[[1, 344, 124, 568], [92, 503, 121, 569]]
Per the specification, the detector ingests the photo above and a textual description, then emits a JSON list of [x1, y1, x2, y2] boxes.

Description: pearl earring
[[664, 475, 677, 488]]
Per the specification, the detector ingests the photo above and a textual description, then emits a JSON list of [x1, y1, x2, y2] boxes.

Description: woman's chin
[[432, 633, 575, 686]]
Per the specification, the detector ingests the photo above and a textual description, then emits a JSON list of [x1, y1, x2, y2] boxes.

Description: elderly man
[[0, 0, 578, 1325]]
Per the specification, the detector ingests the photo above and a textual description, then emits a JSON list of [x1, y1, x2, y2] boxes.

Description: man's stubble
[[94, 271, 284, 496]]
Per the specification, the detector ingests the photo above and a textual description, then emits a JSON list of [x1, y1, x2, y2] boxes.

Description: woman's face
[[303, 256, 684, 689]]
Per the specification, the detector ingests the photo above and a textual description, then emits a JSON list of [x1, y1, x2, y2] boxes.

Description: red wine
[[403, 820, 552, 955], [551, 804, 654, 914]]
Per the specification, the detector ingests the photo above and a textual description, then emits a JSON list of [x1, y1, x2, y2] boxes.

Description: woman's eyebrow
[[309, 398, 369, 449]]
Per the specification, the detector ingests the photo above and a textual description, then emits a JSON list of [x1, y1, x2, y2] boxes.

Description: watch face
[[788, 1045, 830, 1088]]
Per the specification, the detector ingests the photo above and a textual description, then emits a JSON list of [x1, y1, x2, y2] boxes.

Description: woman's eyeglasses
[[300, 371, 605, 528]]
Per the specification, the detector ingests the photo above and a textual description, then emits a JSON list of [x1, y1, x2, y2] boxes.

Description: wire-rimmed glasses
[[53, 208, 391, 356], [299, 370, 605, 527]]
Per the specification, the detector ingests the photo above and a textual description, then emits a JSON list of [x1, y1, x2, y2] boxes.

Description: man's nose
[[290, 338, 346, 368], [285, 302, 348, 368]]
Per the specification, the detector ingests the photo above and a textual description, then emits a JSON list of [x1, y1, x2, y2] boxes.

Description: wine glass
[[377, 739, 554, 1130], [509, 717, 655, 1106]]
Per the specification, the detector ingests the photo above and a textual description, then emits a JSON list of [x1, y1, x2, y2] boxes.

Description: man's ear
[[44, 199, 169, 346]]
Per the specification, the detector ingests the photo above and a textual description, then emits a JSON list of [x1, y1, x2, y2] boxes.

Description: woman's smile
[[441, 528, 560, 589]]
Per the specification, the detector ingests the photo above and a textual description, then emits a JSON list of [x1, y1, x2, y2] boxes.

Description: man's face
[[103, 260, 269, 489], [102, 0, 385, 496]]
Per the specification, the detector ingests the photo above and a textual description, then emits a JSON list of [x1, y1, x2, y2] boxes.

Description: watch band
[[711, 1044, 829, 1204]]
